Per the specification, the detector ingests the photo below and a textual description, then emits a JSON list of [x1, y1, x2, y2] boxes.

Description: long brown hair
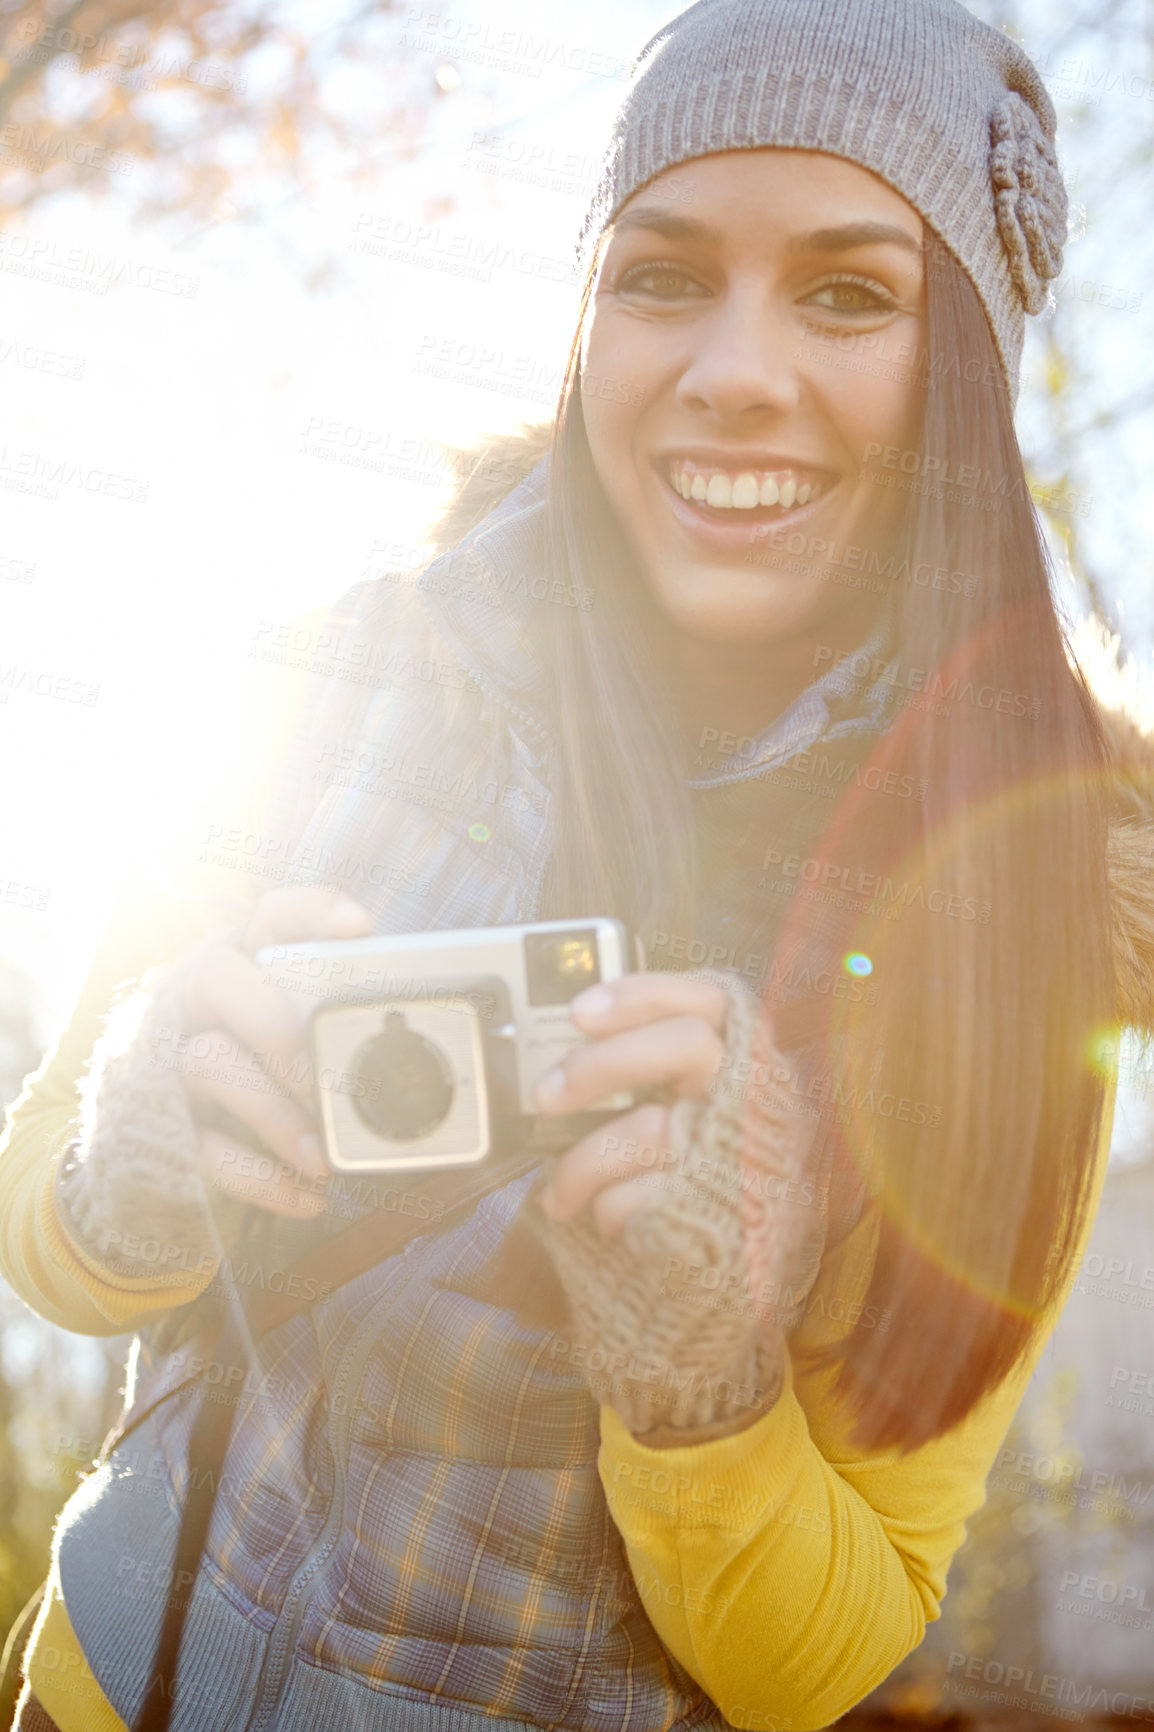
[[538, 238, 1115, 1453]]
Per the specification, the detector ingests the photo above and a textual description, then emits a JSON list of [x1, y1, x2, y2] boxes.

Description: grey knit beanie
[[576, 0, 1068, 407]]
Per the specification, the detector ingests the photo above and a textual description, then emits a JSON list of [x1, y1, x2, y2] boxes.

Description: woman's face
[[580, 149, 927, 648]]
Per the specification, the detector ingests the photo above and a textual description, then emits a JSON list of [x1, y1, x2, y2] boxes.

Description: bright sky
[[0, 0, 676, 1036]]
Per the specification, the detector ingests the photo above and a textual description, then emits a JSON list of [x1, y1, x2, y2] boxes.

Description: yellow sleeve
[[598, 1081, 1117, 1731], [0, 891, 223, 1335], [24, 1577, 129, 1732]]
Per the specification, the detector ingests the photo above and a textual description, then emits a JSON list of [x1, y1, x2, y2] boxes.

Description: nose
[[674, 284, 801, 422]]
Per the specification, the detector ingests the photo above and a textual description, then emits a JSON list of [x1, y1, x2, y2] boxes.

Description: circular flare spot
[[1086, 1024, 1120, 1080]]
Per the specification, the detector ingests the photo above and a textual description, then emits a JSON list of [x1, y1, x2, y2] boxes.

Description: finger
[[590, 1175, 670, 1239], [197, 1129, 327, 1220], [534, 1016, 724, 1114], [179, 945, 314, 1099], [181, 1031, 327, 1177], [241, 888, 375, 957], [541, 1102, 671, 1221], [568, 972, 728, 1037]]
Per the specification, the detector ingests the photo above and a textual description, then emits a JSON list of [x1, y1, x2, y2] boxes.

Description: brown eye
[[805, 276, 899, 315], [615, 263, 707, 300]]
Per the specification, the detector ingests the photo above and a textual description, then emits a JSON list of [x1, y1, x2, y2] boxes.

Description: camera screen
[[524, 929, 601, 1005]]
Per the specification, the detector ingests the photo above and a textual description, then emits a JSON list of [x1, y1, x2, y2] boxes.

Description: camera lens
[[349, 1011, 455, 1141]]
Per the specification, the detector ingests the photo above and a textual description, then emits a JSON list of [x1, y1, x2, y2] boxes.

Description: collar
[[687, 597, 897, 790]]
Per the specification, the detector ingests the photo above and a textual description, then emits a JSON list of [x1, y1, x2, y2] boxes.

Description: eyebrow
[[610, 207, 922, 257]]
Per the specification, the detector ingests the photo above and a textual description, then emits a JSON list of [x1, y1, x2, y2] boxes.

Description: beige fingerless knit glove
[[540, 978, 828, 1437], [56, 967, 218, 1282]]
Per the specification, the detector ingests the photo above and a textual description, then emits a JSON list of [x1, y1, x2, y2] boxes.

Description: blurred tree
[[0, 0, 450, 230], [974, 0, 1154, 658]]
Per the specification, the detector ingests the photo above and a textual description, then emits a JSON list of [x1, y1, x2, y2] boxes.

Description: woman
[[2, 0, 1148, 1727]]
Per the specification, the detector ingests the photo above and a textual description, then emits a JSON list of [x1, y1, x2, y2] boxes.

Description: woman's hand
[[174, 887, 375, 1219], [533, 971, 729, 1238], [57, 886, 379, 1281], [529, 971, 828, 1442]]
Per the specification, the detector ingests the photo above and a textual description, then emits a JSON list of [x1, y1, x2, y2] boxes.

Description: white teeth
[[669, 463, 825, 513]]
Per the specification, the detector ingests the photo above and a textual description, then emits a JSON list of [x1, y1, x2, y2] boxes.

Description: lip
[[649, 457, 840, 555]]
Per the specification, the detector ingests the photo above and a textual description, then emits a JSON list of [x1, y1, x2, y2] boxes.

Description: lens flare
[[1086, 1024, 1120, 1080], [844, 951, 873, 977]]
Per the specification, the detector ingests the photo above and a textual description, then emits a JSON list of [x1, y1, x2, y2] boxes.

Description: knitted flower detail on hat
[[990, 90, 1068, 315]]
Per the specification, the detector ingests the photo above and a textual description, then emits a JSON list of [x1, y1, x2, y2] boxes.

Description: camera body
[[257, 918, 635, 1175]]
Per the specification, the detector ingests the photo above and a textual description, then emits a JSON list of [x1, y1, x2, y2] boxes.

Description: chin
[[650, 571, 814, 647]]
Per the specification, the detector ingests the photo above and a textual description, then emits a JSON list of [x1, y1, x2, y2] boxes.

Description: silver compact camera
[[256, 918, 635, 1175]]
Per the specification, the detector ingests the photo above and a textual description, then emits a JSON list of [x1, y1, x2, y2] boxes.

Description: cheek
[[580, 393, 631, 514], [580, 306, 666, 443], [834, 373, 923, 471], [580, 331, 639, 492]]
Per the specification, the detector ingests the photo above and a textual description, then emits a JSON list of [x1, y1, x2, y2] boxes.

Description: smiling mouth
[[657, 457, 836, 524]]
